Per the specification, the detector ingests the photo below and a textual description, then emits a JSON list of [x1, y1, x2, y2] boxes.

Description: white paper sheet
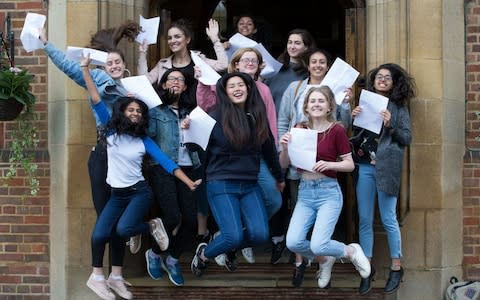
[[66, 47, 108, 66], [225, 33, 282, 78], [353, 89, 389, 134], [191, 51, 221, 85], [136, 15, 160, 45], [120, 75, 162, 109], [321, 57, 360, 105], [288, 128, 318, 171], [20, 13, 46, 52], [182, 107, 216, 150]]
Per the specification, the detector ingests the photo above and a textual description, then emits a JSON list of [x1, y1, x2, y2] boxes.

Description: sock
[[92, 274, 105, 281], [110, 274, 123, 280], [149, 250, 161, 259], [167, 255, 178, 267]]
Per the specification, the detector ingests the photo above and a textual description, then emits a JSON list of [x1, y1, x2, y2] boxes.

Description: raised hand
[[205, 19, 220, 43]]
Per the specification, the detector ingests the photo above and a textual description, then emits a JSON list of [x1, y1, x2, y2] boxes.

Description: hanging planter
[[0, 97, 24, 121]]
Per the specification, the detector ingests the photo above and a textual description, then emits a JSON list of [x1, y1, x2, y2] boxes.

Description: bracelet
[[80, 65, 89, 68], [211, 39, 220, 44]]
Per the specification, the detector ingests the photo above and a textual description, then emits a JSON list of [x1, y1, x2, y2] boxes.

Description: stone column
[[366, 0, 465, 299], [49, 1, 148, 299]]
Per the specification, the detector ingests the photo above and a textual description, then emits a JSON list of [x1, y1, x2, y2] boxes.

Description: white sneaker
[[106, 274, 133, 300], [349, 243, 371, 278], [241, 247, 255, 264], [86, 274, 115, 300], [212, 231, 226, 266], [316, 256, 336, 288], [149, 218, 169, 251], [127, 234, 141, 254]]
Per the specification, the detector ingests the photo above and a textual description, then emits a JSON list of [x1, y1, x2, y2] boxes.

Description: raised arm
[[80, 55, 100, 104], [201, 19, 228, 71]]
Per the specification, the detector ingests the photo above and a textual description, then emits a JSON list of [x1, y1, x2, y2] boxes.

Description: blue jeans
[[286, 177, 346, 261], [88, 143, 125, 267], [258, 158, 282, 219], [91, 180, 153, 267], [356, 164, 402, 258], [204, 180, 269, 259]]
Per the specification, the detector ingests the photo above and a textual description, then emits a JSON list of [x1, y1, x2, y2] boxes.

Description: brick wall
[[0, 1, 50, 299], [465, 0, 480, 281]]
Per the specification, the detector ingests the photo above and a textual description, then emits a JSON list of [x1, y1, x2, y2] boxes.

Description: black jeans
[[88, 142, 126, 267], [146, 164, 201, 259]]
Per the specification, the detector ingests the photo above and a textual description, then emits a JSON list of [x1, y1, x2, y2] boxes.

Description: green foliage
[[4, 111, 39, 195], [0, 68, 36, 112]]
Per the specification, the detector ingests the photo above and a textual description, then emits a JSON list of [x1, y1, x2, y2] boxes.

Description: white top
[[106, 134, 146, 188]]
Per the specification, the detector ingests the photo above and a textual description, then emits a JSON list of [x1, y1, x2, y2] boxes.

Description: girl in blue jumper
[[81, 55, 201, 300]]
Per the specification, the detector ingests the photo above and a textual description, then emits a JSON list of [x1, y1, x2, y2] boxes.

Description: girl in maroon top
[[279, 86, 370, 288]]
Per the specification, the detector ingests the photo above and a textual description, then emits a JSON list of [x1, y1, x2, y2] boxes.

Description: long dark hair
[[156, 68, 196, 113], [215, 72, 270, 150], [367, 63, 416, 106], [101, 97, 149, 143], [277, 28, 316, 74]]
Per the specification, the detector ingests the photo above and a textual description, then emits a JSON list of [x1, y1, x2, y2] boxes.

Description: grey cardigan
[[374, 101, 411, 196]]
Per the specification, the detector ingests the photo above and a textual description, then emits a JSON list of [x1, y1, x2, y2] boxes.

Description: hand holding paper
[[20, 13, 46, 52], [321, 58, 359, 105], [182, 107, 216, 150], [120, 75, 162, 109], [353, 89, 389, 134], [191, 51, 221, 85], [136, 15, 160, 45], [287, 128, 318, 171], [66, 47, 108, 66]]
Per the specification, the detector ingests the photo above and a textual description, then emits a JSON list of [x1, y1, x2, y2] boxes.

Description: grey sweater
[[374, 101, 411, 196]]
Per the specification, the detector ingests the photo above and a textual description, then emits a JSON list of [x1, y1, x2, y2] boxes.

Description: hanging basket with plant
[[0, 28, 39, 196]]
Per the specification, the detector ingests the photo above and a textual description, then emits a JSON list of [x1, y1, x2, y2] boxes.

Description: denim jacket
[[43, 42, 128, 127], [147, 104, 201, 169]]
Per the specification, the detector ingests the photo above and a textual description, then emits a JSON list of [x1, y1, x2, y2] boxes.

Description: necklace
[[313, 122, 332, 132]]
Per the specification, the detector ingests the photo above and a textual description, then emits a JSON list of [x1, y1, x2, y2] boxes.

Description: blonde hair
[[228, 47, 264, 80], [302, 86, 336, 127]]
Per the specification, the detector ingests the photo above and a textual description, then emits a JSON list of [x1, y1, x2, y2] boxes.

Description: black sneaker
[[292, 260, 307, 287], [225, 250, 238, 272], [270, 240, 286, 264], [191, 243, 209, 277]]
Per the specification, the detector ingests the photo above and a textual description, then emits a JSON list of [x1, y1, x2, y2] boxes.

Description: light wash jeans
[[258, 158, 282, 219], [286, 177, 347, 261], [204, 180, 269, 259], [356, 163, 402, 258]]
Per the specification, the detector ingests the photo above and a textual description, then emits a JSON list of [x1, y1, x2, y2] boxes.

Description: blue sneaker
[[161, 256, 185, 286], [145, 249, 163, 280]]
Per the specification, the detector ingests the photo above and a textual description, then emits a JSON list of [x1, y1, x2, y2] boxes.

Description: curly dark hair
[[367, 63, 416, 106], [88, 20, 141, 54], [215, 72, 269, 150], [101, 97, 149, 143]]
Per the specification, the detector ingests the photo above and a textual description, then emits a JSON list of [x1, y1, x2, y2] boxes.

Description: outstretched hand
[[205, 19, 220, 42], [189, 179, 203, 191]]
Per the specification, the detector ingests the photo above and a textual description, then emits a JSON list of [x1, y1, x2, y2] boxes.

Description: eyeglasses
[[375, 74, 392, 81], [239, 58, 259, 65], [166, 76, 186, 83]]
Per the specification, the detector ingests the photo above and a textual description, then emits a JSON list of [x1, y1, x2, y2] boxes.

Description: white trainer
[[149, 218, 169, 251], [241, 247, 255, 264], [212, 231, 226, 266], [349, 243, 371, 278], [127, 234, 141, 254], [86, 274, 115, 300], [316, 256, 336, 288], [106, 274, 133, 300]]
